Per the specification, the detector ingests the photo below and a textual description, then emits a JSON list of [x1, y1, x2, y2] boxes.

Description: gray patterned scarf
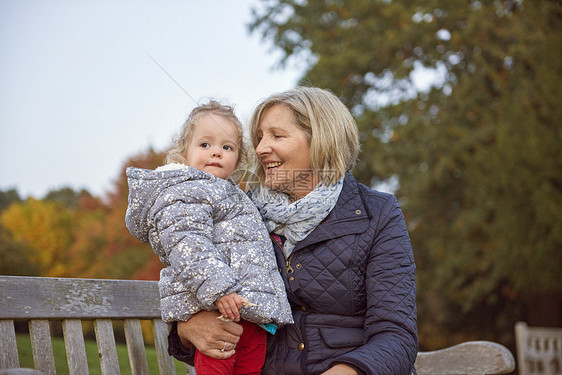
[[248, 178, 344, 258]]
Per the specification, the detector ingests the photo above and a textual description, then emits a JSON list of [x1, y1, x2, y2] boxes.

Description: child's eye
[[223, 145, 234, 151], [200, 143, 210, 148]]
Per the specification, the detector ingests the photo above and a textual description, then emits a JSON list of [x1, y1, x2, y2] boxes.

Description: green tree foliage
[[250, 0, 562, 346], [0, 189, 33, 275], [0, 189, 22, 211], [0, 225, 38, 276], [43, 187, 93, 209]]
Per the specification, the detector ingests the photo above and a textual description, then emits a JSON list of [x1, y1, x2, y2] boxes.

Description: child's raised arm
[[215, 292, 243, 321]]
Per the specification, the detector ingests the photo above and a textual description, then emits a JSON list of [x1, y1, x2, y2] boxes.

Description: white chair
[[515, 321, 562, 375]]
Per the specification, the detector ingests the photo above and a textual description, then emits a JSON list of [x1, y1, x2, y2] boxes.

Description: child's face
[[186, 114, 240, 180]]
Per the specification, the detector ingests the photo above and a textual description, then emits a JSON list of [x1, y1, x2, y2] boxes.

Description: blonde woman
[[169, 88, 418, 375]]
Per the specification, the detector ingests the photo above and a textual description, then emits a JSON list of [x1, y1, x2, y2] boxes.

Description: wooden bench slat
[[28, 320, 55, 375], [152, 319, 176, 374], [62, 319, 89, 375], [94, 319, 120, 375], [0, 320, 19, 369], [0, 369, 46, 375], [0, 276, 160, 319], [124, 319, 149, 375]]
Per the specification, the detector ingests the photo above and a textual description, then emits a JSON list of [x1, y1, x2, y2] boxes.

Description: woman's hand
[[321, 364, 358, 375], [177, 310, 243, 359]]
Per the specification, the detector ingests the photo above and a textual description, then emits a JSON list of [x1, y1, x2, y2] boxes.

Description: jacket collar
[[293, 172, 370, 252]]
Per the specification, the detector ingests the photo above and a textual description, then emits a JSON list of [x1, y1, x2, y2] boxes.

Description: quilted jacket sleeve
[[334, 194, 418, 375], [152, 185, 242, 320]]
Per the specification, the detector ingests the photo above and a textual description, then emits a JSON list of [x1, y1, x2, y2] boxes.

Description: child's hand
[[215, 292, 243, 322]]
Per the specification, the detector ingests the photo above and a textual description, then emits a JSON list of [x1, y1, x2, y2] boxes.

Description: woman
[[168, 86, 418, 375]]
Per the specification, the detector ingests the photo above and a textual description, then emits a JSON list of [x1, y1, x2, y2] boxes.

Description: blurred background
[[1, 0, 560, 361]]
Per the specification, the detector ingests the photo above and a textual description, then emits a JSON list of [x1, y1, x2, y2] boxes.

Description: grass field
[[16, 334, 188, 374]]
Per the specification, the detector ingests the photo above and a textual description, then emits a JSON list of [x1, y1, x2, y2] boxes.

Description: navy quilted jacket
[[167, 173, 417, 374], [262, 173, 418, 375]]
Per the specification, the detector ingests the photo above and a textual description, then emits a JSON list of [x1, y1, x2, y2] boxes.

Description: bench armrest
[[415, 341, 515, 375]]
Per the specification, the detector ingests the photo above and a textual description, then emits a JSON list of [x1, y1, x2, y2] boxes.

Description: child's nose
[[211, 147, 222, 158]]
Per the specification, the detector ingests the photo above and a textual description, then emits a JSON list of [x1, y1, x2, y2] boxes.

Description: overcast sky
[[0, 0, 302, 198]]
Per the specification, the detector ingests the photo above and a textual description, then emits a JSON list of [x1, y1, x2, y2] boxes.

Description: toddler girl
[[125, 101, 293, 375]]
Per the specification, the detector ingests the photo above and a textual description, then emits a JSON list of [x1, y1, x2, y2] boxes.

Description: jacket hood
[[125, 165, 218, 243]]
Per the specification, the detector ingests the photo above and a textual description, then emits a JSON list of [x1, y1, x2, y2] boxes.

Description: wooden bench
[[515, 321, 562, 375], [0, 276, 515, 375]]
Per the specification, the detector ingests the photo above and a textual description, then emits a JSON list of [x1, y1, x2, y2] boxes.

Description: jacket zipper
[[273, 235, 295, 275], [285, 252, 294, 274], [286, 256, 294, 274], [272, 234, 295, 275]]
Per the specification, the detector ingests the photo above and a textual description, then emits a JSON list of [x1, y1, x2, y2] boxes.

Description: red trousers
[[194, 319, 266, 375]]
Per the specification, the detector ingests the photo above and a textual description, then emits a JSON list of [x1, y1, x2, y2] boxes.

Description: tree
[[0, 150, 166, 280], [250, 0, 562, 347], [43, 187, 94, 209], [93, 147, 166, 280], [0, 198, 75, 276], [0, 189, 33, 275], [0, 189, 22, 212], [0, 225, 38, 276]]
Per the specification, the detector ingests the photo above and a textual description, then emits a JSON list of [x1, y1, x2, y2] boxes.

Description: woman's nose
[[255, 138, 270, 156]]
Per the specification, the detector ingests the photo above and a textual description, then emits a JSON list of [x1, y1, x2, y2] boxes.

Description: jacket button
[[355, 209, 361, 214], [298, 343, 305, 351], [296, 263, 302, 269], [289, 276, 294, 281], [300, 305, 307, 311]]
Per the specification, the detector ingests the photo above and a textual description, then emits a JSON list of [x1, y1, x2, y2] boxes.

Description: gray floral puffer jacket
[[125, 165, 293, 326], [261, 173, 418, 375]]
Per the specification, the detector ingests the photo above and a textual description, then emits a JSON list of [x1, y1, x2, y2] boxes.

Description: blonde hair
[[249, 86, 360, 185], [166, 100, 248, 169]]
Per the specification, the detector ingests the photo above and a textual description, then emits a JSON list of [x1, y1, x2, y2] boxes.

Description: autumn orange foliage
[[0, 148, 167, 281]]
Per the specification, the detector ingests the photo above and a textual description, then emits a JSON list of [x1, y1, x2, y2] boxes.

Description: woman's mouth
[[265, 162, 282, 172]]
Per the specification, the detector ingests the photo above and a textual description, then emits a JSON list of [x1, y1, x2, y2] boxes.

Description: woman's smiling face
[[255, 104, 318, 199]]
